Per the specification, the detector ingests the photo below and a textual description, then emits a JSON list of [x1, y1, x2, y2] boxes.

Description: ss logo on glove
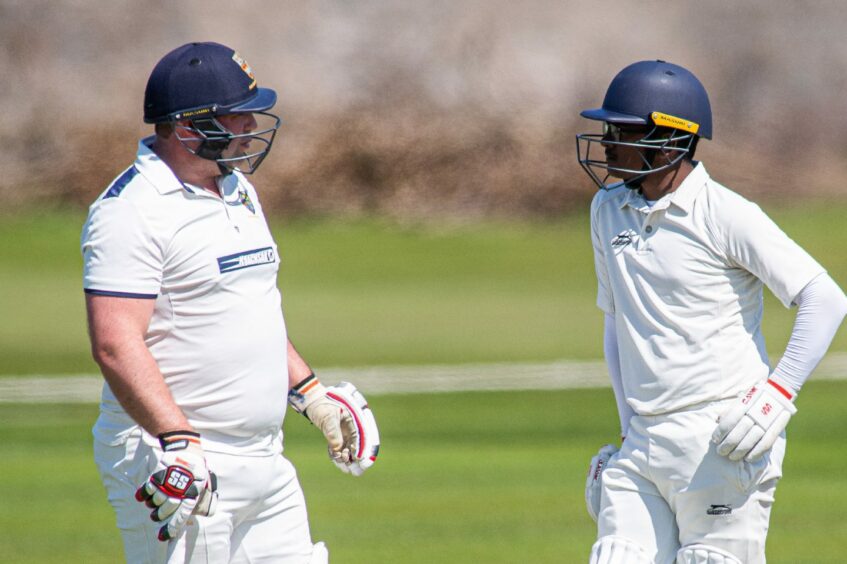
[[163, 467, 193, 495]]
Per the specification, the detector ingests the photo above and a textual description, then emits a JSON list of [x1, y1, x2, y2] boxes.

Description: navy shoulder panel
[[104, 166, 140, 199]]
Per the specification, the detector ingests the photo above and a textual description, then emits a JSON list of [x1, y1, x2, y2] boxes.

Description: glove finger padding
[[289, 375, 380, 475], [712, 379, 797, 462], [712, 401, 749, 444], [307, 400, 348, 453], [326, 382, 380, 476], [585, 444, 618, 522], [134, 431, 216, 542], [717, 417, 756, 458], [746, 411, 792, 461], [194, 471, 218, 517], [289, 374, 349, 457]]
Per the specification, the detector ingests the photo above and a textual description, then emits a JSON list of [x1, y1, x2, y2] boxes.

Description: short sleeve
[[591, 192, 615, 314], [81, 198, 163, 298], [723, 201, 825, 308]]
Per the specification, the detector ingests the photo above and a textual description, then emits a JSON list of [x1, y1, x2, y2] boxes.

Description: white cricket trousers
[[595, 400, 786, 564], [94, 427, 315, 563]]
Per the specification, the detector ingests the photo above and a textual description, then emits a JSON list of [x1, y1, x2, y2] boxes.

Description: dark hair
[[687, 136, 700, 159]]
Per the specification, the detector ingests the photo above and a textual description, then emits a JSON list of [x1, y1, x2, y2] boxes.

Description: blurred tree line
[[2, 0, 846, 218]]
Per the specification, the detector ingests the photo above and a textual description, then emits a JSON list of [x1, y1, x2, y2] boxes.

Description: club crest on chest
[[238, 187, 256, 214]]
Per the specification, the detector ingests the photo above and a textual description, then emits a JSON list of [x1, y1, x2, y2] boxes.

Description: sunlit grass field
[[1, 383, 845, 563], [2, 202, 847, 375], [2, 204, 847, 562]]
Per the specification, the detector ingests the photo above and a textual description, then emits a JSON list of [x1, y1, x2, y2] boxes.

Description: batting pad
[[325, 382, 380, 476]]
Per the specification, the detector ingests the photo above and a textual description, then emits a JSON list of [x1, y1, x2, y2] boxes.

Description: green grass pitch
[[2, 203, 847, 562], [1, 383, 845, 563], [2, 203, 847, 375]]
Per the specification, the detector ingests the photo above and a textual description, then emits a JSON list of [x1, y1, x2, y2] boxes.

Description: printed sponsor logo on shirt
[[706, 504, 732, 516], [611, 230, 635, 249], [217, 247, 275, 273]]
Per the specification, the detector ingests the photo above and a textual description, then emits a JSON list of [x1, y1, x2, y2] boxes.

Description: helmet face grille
[[575, 126, 697, 191], [174, 111, 281, 175]]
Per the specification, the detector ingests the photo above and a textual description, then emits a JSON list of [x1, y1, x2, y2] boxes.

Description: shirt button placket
[[637, 209, 654, 252]]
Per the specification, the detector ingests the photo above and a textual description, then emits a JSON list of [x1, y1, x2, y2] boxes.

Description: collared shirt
[[590, 163, 824, 415], [82, 137, 287, 454]]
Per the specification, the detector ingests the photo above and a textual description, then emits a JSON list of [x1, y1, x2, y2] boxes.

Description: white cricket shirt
[[590, 163, 824, 415], [82, 137, 288, 454]]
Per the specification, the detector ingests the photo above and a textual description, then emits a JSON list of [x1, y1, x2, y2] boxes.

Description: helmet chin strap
[[194, 139, 229, 161], [190, 119, 231, 160], [183, 118, 236, 175], [196, 141, 234, 177]]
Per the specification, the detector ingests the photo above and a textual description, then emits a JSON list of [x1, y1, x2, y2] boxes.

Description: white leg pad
[[590, 535, 651, 564], [677, 544, 742, 564], [309, 541, 329, 564]]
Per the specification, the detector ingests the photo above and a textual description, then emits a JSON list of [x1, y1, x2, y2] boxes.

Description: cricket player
[[82, 42, 379, 563], [576, 60, 847, 563]]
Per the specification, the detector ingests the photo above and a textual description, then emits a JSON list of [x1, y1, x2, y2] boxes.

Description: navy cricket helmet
[[576, 60, 712, 190], [144, 42, 281, 174]]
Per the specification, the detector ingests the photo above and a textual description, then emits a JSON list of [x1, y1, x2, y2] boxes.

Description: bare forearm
[[287, 339, 314, 389], [86, 295, 190, 436], [95, 338, 191, 436]]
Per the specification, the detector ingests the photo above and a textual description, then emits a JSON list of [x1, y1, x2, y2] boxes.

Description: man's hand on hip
[[712, 378, 797, 462], [135, 431, 218, 542]]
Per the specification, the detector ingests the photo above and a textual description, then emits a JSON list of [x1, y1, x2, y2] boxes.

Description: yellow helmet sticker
[[176, 107, 215, 119], [651, 112, 699, 134]]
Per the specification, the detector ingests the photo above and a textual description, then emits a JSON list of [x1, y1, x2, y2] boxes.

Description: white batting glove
[[585, 443, 618, 522], [712, 378, 797, 462], [325, 382, 380, 476], [135, 431, 218, 542], [288, 374, 360, 467]]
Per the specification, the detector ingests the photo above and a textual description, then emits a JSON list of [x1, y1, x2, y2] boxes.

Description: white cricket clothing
[[603, 313, 634, 437], [597, 401, 784, 564], [770, 273, 847, 393], [82, 137, 288, 455], [590, 163, 825, 415], [94, 428, 314, 563]]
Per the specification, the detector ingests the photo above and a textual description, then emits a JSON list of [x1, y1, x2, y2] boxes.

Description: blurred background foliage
[[3, 5, 847, 562], [2, 0, 846, 218]]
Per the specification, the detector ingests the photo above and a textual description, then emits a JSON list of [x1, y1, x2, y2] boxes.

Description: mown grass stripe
[[2, 354, 846, 402]]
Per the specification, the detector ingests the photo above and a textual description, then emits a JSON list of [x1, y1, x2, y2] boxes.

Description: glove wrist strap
[[288, 373, 327, 415], [157, 430, 201, 452], [766, 377, 795, 401]]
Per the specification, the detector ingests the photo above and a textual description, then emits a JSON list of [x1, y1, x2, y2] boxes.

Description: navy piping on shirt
[[84, 288, 157, 299], [104, 166, 139, 199]]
